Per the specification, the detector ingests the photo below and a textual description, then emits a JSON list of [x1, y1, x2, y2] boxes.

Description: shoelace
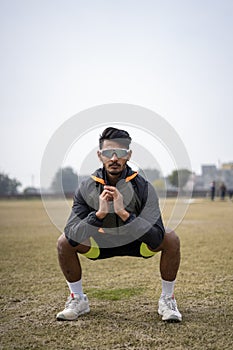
[[65, 296, 82, 309], [164, 297, 177, 311]]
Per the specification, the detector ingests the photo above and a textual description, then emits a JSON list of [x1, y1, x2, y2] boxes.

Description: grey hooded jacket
[[64, 165, 165, 249]]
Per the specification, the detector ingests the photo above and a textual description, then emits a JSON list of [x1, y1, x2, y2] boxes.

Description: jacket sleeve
[[64, 186, 103, 244], [122, 182, 165, 249]]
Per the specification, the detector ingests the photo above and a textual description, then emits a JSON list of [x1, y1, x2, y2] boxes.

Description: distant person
[[210, 181, 216, 201], [228, 189, 233, 201], [56, 127, 182, 322], [219, 182, 227, 200]]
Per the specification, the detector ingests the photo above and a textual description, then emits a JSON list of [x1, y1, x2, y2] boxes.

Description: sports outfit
[[64, 165, 165, 259], [58, 165, 182, 322]]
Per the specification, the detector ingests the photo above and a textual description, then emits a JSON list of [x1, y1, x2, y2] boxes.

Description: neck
[[106, 173, 121, 186]]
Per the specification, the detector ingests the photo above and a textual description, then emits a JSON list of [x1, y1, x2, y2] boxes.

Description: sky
[[1, 0, 233, 190]]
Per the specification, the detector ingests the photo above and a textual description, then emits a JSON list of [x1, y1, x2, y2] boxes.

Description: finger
[[103, 189, 115, 196], [104, 185, 116, 192], [101, 191, 113, 200], [100, 189, 110, 197]]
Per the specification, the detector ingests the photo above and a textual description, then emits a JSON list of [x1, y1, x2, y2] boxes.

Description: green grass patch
[[87, 287, 144, 301]]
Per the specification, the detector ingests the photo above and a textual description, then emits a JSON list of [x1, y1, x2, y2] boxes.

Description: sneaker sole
[[161, 316, 182, 323], [56, 307, 90, 321], [158, 310, 182, 322]]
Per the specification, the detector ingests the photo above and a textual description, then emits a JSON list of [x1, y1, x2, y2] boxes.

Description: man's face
[[98, 140, 132, 176]]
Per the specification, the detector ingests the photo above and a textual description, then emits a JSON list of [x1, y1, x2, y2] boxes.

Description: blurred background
[[1, 0, 233, 196]]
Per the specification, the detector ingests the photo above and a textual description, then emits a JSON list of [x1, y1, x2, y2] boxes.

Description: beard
[[106, 162, 123, 176], [108, 169, 122, 175]]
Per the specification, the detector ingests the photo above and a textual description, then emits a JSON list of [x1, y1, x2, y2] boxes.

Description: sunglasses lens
[[116, 150, 128, 157], [101, 149, 128, 158], [101, 150, 112, 157]]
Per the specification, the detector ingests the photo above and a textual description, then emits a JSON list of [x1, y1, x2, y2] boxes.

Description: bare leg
[[149, 230, 180, 281], [57, 233, 90, 282]]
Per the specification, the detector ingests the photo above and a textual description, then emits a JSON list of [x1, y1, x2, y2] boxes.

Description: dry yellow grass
[[0, 198, 233, 349]]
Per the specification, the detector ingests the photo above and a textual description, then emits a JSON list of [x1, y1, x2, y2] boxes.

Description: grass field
[[1, 198, 233, 350]]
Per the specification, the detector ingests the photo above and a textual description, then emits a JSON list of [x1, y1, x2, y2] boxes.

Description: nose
[[110, 153, 118, 161]]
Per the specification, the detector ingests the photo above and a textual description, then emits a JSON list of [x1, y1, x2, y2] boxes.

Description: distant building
[[194, 163, 233, 191], [218, 168, 233, 189], [219, 163, 233, 189], [221, 162, 233, 170]]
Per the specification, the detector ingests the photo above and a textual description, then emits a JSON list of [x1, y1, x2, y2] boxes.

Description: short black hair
[[99, 127, 132, 149]]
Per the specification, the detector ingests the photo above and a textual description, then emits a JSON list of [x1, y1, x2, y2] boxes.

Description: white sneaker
[[56, 293, 90, 321], [158, 295, 182, 322]]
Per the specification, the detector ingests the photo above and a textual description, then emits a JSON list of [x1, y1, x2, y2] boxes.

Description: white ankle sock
[[161, 279, 175, 297], [66, 279, 84, 297]]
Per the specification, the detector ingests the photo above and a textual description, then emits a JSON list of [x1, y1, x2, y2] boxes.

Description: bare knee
[[164, 229, 180, 252], [153, 229, 180, 252], [57, 233, 73, 256], [166, 229, 180, 243], [57, 233, 90, 255]]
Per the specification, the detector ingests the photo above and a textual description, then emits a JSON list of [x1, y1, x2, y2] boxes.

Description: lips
[[110, 166, 120, 170], [109, 163, 120, 168]]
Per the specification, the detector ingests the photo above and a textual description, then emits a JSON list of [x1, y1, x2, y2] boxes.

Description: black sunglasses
[[100, 148, 129, 159]]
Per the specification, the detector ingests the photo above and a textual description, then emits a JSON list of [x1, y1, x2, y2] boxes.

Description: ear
[[97, 150, 102, 162]]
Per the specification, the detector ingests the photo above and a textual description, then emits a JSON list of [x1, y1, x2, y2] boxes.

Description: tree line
[[0, 167, 191, 196], [0, 173, 21, 195], [51, 167, 192, 193]]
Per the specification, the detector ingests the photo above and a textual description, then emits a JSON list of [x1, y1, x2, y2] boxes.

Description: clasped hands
[[96, 185, 130, 222]]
